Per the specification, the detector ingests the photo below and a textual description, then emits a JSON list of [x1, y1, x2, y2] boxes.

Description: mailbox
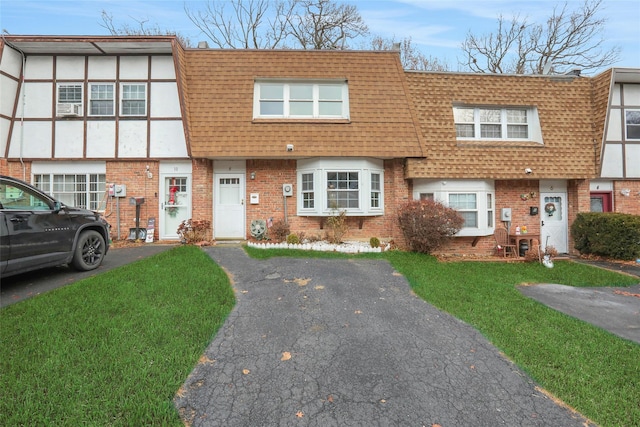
[[129, 197, 146, 241], [129, 197, 145, 206]]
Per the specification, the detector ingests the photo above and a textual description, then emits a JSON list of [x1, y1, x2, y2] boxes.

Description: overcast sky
[[1, 0, 638, 74]]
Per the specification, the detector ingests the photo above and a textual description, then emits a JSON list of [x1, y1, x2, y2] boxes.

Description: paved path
[[519, 283, 640, 344], [174, 246, 588, 426]]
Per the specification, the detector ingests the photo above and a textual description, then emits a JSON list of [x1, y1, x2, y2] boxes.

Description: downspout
[[1, 33, 27, 180], [19, 49, 26, 181]]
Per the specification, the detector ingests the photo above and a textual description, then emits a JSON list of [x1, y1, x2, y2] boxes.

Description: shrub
[[325, 209, 349, 244], [397, 200, 464, 254], [269, 219, 290, 242], [369, 237, 381, 248], [571, 213, 640, 260], [177, 219, 211, 245], [286, 233, 300, 244]]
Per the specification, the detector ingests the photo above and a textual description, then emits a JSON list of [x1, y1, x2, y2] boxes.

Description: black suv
[[0, 175, 110, 278]]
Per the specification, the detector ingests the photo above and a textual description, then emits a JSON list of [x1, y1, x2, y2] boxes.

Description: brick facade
[[104, 161, 159, 241], [242, 159, 410, 244], [614, 181, 640, 215]]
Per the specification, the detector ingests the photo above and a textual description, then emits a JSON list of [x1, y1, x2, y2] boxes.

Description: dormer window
[[454, 106, 541, 142], [254, 80, 349, 119]]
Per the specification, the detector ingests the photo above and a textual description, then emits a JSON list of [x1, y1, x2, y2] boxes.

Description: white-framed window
[[89, 83, 115, 116], [327, 171, 359, 209], [56, 83, 83, 116], [301, 172, 315, 209], [297, 158, 383, 216], [121, 83, 147, 116], [33, 173, 106, 211], [454, 106, 540, 141], [413, 179, 495, 237], [370, 173, 381, 208], [625, 109, 640, 140], [448, 193, 478, 227], [254, 80, 349, 119]]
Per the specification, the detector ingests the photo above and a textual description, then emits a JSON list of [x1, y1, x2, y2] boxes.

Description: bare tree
[[184, 0, 293, 49], [287, 0, 368, 49], [100, 10, 192, 47], [461, 0, 620, 75], [185, 0, 367, 50], [370, 36, 449, 71]]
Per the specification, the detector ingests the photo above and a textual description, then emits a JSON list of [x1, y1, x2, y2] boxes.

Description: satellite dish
[[542, 62, 552, 75]]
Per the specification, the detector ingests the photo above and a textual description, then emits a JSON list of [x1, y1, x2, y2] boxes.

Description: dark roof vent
[[392, 42, 401, 51], [197, 41, 209, 49], [566, 69, 582, 76]]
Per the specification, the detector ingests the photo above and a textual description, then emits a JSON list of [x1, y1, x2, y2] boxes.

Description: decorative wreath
[[544, 202, 556, 216]]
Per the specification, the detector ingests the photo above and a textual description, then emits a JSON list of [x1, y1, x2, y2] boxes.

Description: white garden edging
[[247, 240, 391, 253]]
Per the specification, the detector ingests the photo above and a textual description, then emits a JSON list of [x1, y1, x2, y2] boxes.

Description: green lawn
[[2, 246, 638, 426], [0, 245, 235, 426]]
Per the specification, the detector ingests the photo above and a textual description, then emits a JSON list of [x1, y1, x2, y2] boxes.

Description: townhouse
[[1, 35, 638, 256]]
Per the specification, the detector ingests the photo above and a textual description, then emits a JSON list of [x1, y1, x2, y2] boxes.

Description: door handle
[[241, 199, 244, 205], [10, 217, 25, 223], [541, 221, 545, 226]]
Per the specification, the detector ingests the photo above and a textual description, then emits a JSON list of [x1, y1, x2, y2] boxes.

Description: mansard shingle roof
[[184, 49, 424, 159], [405, 71, 599, 180]]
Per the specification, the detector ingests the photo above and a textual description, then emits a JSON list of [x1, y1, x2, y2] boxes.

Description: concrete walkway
[[174, 246, 589, 426]]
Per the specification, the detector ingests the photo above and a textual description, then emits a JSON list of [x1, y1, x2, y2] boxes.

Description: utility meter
[[501, 208, 512, 221]]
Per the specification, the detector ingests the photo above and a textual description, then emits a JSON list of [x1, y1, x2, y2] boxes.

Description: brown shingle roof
[[405, 72, 599, 180], [172, 40, 192, 156], [184, 49, 423, 159]]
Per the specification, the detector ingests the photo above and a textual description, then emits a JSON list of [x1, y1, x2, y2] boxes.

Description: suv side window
[[0, 183, 51, 210]]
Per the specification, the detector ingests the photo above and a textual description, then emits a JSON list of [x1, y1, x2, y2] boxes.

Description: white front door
[[540, 192, 568, 253], [160, 174, 191, 239], [214, 173, 245, 239]]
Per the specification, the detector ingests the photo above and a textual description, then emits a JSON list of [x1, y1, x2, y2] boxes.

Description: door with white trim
[[214, 173, 245, 239], [540, 192, 568, 253], [160, 174, 191, 239]]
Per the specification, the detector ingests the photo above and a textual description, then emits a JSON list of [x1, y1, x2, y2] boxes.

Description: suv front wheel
[[72, 230, 106, 271]]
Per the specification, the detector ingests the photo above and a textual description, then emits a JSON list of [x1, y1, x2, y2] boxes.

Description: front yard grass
[[248, 247, 640, 427], [0, 245, 234, 426], [2, 245, 638, 426]]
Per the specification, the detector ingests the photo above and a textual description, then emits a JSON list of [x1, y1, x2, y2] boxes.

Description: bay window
[[297, 158, 383, 216], [413, 180, 495, 236]]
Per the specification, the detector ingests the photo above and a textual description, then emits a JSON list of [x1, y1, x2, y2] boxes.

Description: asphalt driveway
[[174, 246, 589, 426], [519, 283, 640, 344]]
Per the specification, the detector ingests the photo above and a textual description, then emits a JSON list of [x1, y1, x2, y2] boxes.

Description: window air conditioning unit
[[57, 103, 81, 116]]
